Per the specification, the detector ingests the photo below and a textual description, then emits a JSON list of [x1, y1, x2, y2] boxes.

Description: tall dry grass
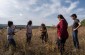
[[0, 27, 85, 55]]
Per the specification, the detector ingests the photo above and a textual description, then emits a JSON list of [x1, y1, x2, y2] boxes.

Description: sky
[[0, 0, 85, 26]]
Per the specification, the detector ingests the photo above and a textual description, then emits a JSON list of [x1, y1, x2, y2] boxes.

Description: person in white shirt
[[7, 21, 16, 47], [26, 20, 32, 44]]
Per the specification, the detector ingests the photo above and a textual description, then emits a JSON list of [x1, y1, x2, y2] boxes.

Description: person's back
[[26, 20, 32, 44], [26, 25, 32, 34], [62, 19, 68, 38]]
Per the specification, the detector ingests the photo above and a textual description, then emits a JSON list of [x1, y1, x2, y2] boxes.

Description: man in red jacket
[[56, 14, 68, 54]]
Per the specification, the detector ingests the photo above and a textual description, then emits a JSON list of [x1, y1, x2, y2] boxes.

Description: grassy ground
[[0, 27, 85, 55]]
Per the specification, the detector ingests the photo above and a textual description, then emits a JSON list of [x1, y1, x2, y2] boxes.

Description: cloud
[[0, 0, 85, 26], [65, 0, 72, 3], [66, 1, 79, 13]]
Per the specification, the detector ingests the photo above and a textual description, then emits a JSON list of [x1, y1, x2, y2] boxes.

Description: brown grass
[[0, 27, 85, 55]]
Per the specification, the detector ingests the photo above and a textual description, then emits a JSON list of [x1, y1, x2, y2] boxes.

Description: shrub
[[81, 19, 85, 26]]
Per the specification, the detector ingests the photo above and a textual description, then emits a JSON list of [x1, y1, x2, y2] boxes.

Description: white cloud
[[65, 0, 72, 3], [0, 0, 85, 26], [66, 1, 79, 13]]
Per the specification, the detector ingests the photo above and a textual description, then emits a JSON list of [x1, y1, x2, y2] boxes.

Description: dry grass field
[[0, 27, 85, 55]]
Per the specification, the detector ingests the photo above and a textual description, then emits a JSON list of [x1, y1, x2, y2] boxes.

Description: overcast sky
[[0, 0, 85, 26]]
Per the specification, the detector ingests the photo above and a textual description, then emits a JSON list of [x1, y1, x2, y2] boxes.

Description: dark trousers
[[72, 30, 79, 48], [26, 33, 32, 43], [41, 33, 48, 43], [57, 38, 67, 54], [8, 39, 16, 47]]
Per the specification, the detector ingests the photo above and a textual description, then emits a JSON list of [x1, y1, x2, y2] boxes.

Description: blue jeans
[[72, 30, 79, 48]]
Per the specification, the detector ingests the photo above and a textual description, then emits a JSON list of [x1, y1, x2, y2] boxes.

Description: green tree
[[81, 19, 85, 26]]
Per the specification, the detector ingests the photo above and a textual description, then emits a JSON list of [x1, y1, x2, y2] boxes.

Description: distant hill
[[0, 24, 7, 29], [81, 19, 85, 26], [0, 24, 38, 29], [0, 24, 51, 29]]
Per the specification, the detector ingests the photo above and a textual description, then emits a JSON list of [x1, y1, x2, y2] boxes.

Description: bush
[[81, 19, 85, 26]]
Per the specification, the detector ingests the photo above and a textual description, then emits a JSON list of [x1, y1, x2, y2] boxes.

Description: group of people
[[55, 14, 81, 54], [7, 14, 81, 54], [7, 20, 48, 47]]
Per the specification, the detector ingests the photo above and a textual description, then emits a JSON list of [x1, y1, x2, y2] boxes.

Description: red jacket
[[57, 19, 68, 39]]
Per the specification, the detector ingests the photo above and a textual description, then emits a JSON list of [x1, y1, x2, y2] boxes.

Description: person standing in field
[[56, 14, 68, 54], [71, 14, 81, 49], [26, 20, 32, 44], [40, 23, 48, 44], [7, 21, 16, 48]]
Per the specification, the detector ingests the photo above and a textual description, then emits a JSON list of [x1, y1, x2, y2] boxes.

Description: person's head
[[58, 14, 68, 25], [71, 14, 77, 20], [41, 23, 46, 28], [27, 20, 32, 26], [8, 21, 13, 27], [57, 14, 65, 21]]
